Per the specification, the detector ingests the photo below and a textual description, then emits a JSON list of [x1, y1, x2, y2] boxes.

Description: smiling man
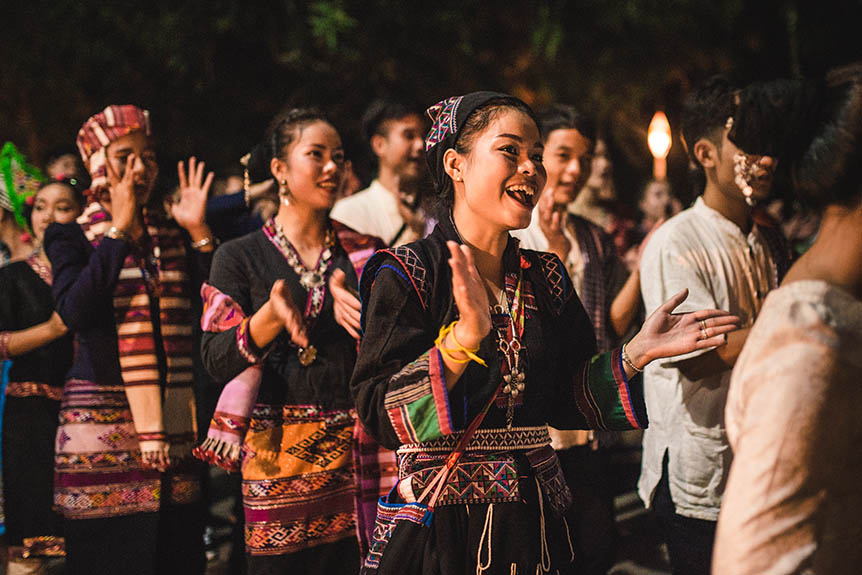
[[331, 99, 428, 247], [637, 76, 790, 575]]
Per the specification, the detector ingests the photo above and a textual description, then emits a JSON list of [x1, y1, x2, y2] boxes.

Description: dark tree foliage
[[2, 0, 860, 204]]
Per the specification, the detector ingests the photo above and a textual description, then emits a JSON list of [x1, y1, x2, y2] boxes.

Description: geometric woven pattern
[[537, 252, 568, 315], [378, 247, 430, 310], [406, 458, 521, 506], [245, 511, 355, 555], [424, 96, 463, 151]]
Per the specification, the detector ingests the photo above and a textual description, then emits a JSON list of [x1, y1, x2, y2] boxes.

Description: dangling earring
[[279, 180, 290, 207]]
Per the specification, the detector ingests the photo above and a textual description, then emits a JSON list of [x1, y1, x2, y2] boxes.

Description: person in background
[[1, 152, 80, 575], [45, 104, 214, 575], [199, 108, 384, 573], [0, 143, 40, 264], [44, 146, 86, 183], [330, 99, 428, 247], [713, 67, 862, 575], [512, 104, 648, 574], [637, 77, 790, 574]]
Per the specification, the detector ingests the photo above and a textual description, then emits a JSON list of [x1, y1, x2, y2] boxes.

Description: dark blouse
[[351, 216, 648, 451], [44, 221, 212, 386], [200, 228, 361, 409], [0, 260, 73, 387]]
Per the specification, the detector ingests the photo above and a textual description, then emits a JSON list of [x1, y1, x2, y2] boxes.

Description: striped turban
[[76, 105, 151, 194]]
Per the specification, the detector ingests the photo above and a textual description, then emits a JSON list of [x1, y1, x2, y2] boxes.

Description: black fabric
[[0, 260, 73, 388], [64, 505, 206, 575], [0, 261, 70, 547], [200, 228, 361, 409], [557, 445, 618, 575], [424, 91, 509, 189], [246, 536, 360, 575], [653, 452, 717, 575]]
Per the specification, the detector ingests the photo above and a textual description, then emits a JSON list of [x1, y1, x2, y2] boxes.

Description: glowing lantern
[[648, 111, 672, 180]]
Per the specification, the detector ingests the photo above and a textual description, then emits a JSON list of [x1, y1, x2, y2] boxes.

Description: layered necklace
[[265, 218, 336, 366], [449, 213, 527, 428]]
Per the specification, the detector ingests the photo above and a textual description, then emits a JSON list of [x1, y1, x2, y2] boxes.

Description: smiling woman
[[351, 91, 740, 574], [198, 108, 385, 574]]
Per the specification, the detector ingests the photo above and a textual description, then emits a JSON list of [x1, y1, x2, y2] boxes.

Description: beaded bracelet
[[435, 321, 487, 367], [621, 342, 644, 373]]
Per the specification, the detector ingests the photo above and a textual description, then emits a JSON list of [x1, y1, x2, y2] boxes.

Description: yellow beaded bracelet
[[434, 321, 487, 367]]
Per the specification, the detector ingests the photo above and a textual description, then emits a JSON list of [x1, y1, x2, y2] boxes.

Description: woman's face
[[275, 121, 345, 212], [31, 183, 82, 242], [585, 139, 614, 199], [542, 128, 594, 205], [454, 108, 547, 231], [104, 131, 159, 205]]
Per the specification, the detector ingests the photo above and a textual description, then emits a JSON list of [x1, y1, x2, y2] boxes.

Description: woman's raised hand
[[106, 153, 141, 238], [172, 157, 214, 236], [269, 280, 309, 348], [626, 289, 740, 368], [447, 241, 491, 349], [329, 269, 362, 340]]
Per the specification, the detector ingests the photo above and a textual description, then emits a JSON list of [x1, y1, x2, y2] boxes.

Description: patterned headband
[[423, 91, 515, 189], [76, 104, 151, 195]]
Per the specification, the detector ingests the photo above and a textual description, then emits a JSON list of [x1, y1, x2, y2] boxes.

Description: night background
[[3, 0, 862, 208]]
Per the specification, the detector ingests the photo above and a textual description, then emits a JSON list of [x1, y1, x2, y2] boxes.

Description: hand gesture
[[447, 241, 491, 349], [171, 157, 214, 234], [537, 186, 570, 256], [329, 269, 362, 340], [106, 153, 142, 238], [269, 280, 308, 348], [139, 440, 171, 472], [627, 289, 740, 367]]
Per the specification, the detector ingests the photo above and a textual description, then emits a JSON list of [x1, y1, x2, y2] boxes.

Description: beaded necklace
[[266, 219, 336, 366]]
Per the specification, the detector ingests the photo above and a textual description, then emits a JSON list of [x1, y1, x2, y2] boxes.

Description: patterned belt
[[5, 381, 63, 401], [396, 425, 550, 454]]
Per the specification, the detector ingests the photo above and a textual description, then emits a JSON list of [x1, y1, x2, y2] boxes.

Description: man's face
[[375, 114, 426, 181], [541, 128, 594, 205]]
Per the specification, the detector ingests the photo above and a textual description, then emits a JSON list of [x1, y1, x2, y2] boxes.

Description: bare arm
[[2, 312, 67, 357], [610, 267, 641, 338], [677, 327, 750, 381]]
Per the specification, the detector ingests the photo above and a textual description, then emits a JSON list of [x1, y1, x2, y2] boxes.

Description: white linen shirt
[[330, 179, 421, 247], [637, 196, 777, 521]]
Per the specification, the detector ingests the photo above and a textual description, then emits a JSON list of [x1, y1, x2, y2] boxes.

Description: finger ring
[[700, 328, 708, 340], [700, 319, 708, 331]]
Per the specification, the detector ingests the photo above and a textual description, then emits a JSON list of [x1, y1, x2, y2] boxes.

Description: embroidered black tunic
[[351, 216, 648, 575]]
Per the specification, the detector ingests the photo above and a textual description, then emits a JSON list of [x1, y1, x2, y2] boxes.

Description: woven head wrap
[[424, 91, 513, 190], [76, 105, 151, 195], [0, 142, 44, 229]]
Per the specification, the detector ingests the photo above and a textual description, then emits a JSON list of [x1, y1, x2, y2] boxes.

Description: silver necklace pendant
[[300, 271, 324, 290]]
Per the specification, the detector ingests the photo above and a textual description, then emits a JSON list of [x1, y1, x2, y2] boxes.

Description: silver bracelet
[[621, 343, 643, 373], [190, 236, 215, 250], [105, 226, 129, 242]]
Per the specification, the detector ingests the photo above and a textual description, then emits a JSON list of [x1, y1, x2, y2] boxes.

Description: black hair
[[24, 176, 86, 229], [681, 75, 738, 193], [361, 100, 419, 144], [794, 65, 862, 209], [434, 96, 538, 212], [729, 65, 862, 210], [247, 108, 332, 183], [536, 104, 597, 144]]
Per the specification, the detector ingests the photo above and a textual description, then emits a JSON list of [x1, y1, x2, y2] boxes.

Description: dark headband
[[423, 91, 511, 189]]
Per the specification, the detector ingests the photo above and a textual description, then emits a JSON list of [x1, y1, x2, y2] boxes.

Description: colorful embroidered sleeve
[[539, 251, 648, 432], [351, 250, 459, 450], [381, 347, 455, 444], [570, 347, 646, 430], [200, 243, 274, 382]]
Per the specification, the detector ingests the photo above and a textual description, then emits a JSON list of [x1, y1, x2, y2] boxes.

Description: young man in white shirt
[[637, 77, 786, 575], [330, 100, 427, 246]]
